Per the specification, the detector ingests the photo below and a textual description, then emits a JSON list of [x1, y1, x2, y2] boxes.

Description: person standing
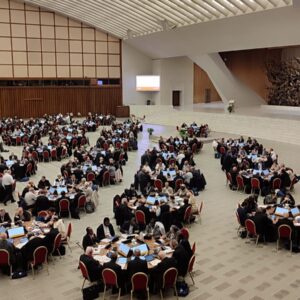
[[2, 170, 15, 205]]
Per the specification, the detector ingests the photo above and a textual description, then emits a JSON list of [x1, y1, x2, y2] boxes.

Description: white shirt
[[103, 225, 111, 237], [2, 173, 14, 186], [24, 191, 36, 206]]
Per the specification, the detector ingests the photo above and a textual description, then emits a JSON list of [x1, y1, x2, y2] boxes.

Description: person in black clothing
[[43, 223, 59, 253], [102, 251, 124, 288], [0, 208, 12, 227], [97, 217, 115, 242], [34, 189, 50, 215], [150, 251, 177, 292], [79, 246, 103, 282], [37, 176, 51, 189], [82, 227, 97, 250], [14, 207, 31, 223], [176, 198, 191, 223], [21, 233, 44, 268], [136, 200, 151, 226], [170, 239, 189, 277], [120, 217, 139, 234], [126, 249, 148, 279]]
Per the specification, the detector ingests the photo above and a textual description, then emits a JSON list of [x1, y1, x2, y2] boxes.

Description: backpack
[[176, 281, 189, 297], [85, 201, 95, 214]]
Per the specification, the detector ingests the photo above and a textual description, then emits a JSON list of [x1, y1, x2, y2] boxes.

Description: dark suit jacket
[[0, 239, 16, 264], [80, 254, 102, 282], [152, 257, 177, 289], [0, 213, 12, 226], [21, 236, 44, 262], [43, 228, 59, 253], [172, 244, 189, 276], [35, 195, 50, 213], [96, 224, 115, 242], [127, 256, 148, 278], [82, 233, 97, 250], [102, 260, 123, 285]]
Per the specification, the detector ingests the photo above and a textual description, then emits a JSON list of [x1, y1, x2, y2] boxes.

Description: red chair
[[102, 268, 121, 300], [43, 150, 50, 162], [245, 219, 260, 246], [38, 210, 48, 218], [250, 177, 261, 195], [175, 179, 183, 191], [168, 158, 176, 166], [191, 242, 196, 254], [50, 233, 62, 259], [77, 195, 87, 212], [72, 139, 78, 148], [219, 146, 226, 154], [102, 171, 110, 186], [287, 177, 297, 192], [61, 148, 68, 159], [135, 210, 146, 227], [62, 223, 72, 252], [154, 179, 163, 192], [16, 136, 22, 146], [86, 172, 95, 182], [236, 175, 246, 193], [0, 249, 12, 278], [168, 144, 174, 153], [115, 141, 121, 149], [187, 254, 196, 285], [80, 138, 87, 146], [29, 246, 49, 279], [59, 199, 70, 218], [26, 163, 33, 176], [277, 224, 292, 253], [183, 206, 192, 225], [187, 128, 194, 137], [160, 267, 178, 300], [272, 178, 282, 190], [226, 172, 232, 186], [31, 151, 38, 161], [22, 135, 29, 144], [103, 142, 109, 151], [50, 149, 57, 161], [131, 272, 149, 300], [79, 261, 93, 289], [192, 143, 197, 154], [181, 227, 189, 240], [122, 141, 128, 152]]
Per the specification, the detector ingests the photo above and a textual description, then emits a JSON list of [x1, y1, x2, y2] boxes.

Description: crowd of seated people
[[79, 216, 194, 296], [0, 206, 70, 276], [215, 136, 298, 196], [237, 192, 300, 250], [179, 122, 209, 138]]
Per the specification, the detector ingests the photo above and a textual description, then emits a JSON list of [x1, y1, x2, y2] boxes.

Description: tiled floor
[[1, 121, 300, 300]]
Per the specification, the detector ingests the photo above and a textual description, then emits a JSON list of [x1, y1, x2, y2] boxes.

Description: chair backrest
[[79, 261, 91, 282], [16, 136, 21, 144], [251, 177, 260, 189], [52, 233, 62, 253], [278, 224, 292, 240], [103, 143, 109, 151], [162, 267, 178, 289], [78, 195, 86, 209], [181, 227, 189, 240], [26, 163, 33, 173], [31, 151, 38, 160], [191, 242, 196, 254], [131, 272, 148, 291], [226, 172, 232, 184], [102, 268, 118, 287], [188, 255, 195, 273], [236, 175, 244, 188], [122, 142, 128, 151], [219, 146, 226, 154], [154, 179, 163, 192], [272, 178, 281, 190], [38, 210, 48, 218], [86, 172, 95, 182], [245, 219, 257, 236], [135, 210, 146, 225], [51, 149, 57, 157], [192, 143, 197, 153], [0, 249, 10, 266], [168, 144, 174, 153], [102, 171, 110, 185], [59, 199, 70, 211], [115, 142, 121, 149], [183, 206, 192, 223], [32, 246, 48, 266], [67, 223, 72, 239], [175, 179, 183, 191], [43, 150, 49, 158]]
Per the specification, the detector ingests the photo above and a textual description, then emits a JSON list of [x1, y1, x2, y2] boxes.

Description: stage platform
[[130, 104, 300, 146]]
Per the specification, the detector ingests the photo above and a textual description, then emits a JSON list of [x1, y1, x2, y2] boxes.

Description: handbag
[[85, 201, 95, 214], [176, 281, 189, 297]]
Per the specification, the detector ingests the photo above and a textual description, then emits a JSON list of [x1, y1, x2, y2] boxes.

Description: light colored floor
[[1, 121, 300, 300]]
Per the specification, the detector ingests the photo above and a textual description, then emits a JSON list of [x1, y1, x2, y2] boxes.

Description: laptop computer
[[118, 243, 131, 257], [132, 243, 149, 256], [274, 207, 289, 216], [7, 226, 25, 239], [291, 207, 300, 217]]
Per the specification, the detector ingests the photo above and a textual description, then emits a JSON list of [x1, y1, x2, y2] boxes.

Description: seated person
[[170, 239, 189, 277], [96, 217, 115, 242], [120, 217, 139, 234], [43, 223, 59, 253], [162, 182, 173, 196], [37, 176, 51, 190], [126, 249, 148, 279], [51, 215, 66, 239], [82, 227, 98, 251], [79, 246, 103, 282], [150, 251, 177, 291], [24, 187, 37, 209], [176, 198, 192, 223], [177, 233, 193, 260], [53, 174, 65, 187], [0, 233, 16, 274], [21, 232, 43, 268], [43, 207, 57, 223], [280, 193, 295, 207], [102, 251, 123, 288], [34, 189, 50, 214], [14, 207, 31, 223], [0, 208, 12, 227], [165, 225, 180, 240], [175, 184, 189, 198]]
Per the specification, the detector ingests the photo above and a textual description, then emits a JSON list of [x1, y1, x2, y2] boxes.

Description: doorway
[[172, 90, 181, 107]]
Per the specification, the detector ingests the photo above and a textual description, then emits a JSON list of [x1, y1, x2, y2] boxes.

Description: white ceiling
[[23, 0, 292, 39]]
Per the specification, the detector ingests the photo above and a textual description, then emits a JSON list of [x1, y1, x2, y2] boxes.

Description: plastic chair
[[251, 177, 261, 195], [59, 199, 70, 218], [50, 233, 62, 260], [62, 223, 72, 252], [175, 179, 183, 191], [0, 249, 12, 278], [131, 272, 149, 300], [277, 224, 292, 253], [180, 227, 189, 240], [102, 171, 110, 186], [187, 255, 195, 285], [102, 268, 121, 300], [183, 206, 192, 225], [245, 219, 260, 246], [86, 172, 95, 182], [160, 267, 178, 300], [77, 195, 87, 213], [236, 175, 246, 193], [154, 179, 163, 192], [135, 210, 146, 226], [79, 261, 92, 289], [29, 246, 49, 279]]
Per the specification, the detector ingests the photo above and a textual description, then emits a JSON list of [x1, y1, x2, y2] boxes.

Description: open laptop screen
[[7, 226, 25, 239]]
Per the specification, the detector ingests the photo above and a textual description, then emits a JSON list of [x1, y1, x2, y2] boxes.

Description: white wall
[[152, 57, 194, 106], [122, 42, 153, 105]]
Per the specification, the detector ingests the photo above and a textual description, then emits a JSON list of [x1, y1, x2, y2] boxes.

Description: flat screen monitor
[[7, 226, 25, 239], [136, 75, 160, 92]]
